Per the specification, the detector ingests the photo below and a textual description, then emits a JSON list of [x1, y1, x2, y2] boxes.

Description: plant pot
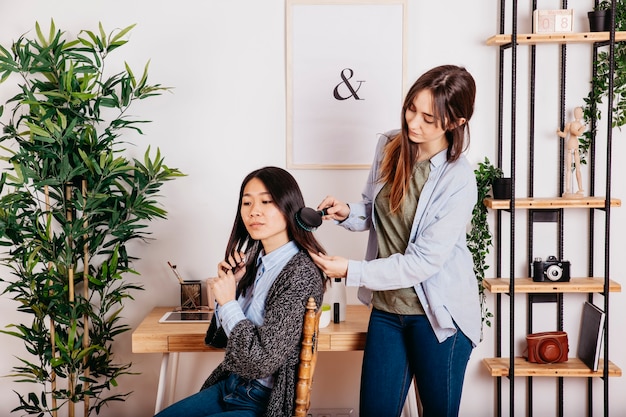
[[492, 178, 512, 199], [588, 10, 612, 32]]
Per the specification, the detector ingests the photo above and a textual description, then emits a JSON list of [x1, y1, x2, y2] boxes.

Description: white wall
[[0, 1, 624, 416]]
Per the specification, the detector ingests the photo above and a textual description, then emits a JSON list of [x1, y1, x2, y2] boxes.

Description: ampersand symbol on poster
[[333, 68, 365, 101]]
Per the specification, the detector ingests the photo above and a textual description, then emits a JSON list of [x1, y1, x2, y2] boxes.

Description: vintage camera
[[532, 256, 570, 282]]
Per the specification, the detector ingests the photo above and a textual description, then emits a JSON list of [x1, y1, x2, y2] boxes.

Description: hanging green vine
[[467, 157, 502, 334], [580, 0, 626, 164]]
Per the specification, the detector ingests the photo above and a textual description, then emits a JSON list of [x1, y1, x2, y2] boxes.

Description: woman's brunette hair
[[225, 166, 327, 296], [379, 65, 476, 214]]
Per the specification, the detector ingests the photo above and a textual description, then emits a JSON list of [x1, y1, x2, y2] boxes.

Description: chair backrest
[[293, 297, 321, 417]]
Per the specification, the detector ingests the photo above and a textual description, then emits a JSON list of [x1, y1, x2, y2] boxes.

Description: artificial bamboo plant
[[0, 21, 182, 416]]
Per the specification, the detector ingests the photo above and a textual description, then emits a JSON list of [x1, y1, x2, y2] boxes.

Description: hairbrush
[[295, 207, 328, 232]]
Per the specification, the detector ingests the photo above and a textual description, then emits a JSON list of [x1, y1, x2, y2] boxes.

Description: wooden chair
[[293, 297, 321, 417]]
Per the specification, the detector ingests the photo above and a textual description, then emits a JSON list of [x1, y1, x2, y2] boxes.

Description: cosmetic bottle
[[324, 278, 347, 322]]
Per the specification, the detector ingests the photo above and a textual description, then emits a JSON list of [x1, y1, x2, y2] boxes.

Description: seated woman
[[155, 166, 327, 417]]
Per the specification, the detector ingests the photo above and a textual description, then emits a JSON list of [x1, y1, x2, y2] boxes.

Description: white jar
[[319, 303, 331, 328]]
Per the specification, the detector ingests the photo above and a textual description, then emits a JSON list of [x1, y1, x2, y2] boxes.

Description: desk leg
[[154, 352, 180, 414], [155, 353, 170, 414], [167, 352, 180, 406]]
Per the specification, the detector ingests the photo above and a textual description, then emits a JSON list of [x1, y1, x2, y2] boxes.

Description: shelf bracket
[[529, 293, 558, 303], [530, 209, 558, 223]]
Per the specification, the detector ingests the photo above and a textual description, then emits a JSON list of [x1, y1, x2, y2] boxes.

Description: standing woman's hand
[[318, 196, 350, 222], [309, 251, 349, 279]]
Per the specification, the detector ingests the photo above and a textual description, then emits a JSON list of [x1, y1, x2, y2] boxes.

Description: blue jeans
[[359, 308, 473, 417], [154, 374, 271, 417]]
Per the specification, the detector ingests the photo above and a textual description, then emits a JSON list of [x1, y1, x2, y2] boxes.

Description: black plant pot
[[492, 178, 512, 200], [588, 10, 612, 32]]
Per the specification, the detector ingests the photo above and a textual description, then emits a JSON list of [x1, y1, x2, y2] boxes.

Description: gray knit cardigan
[[202, 250, 324, 417]]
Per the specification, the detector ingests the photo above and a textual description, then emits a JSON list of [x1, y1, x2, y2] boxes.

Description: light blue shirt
[[215, 240, 299, 387], [340, 131, 482, 347], [217, 240, 299, 336]]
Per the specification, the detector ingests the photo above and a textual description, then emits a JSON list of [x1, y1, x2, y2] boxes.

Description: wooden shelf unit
[[484, 3, 622, 416]]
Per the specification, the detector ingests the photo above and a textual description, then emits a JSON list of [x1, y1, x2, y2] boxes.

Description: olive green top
[[372, 159, 430, 315]]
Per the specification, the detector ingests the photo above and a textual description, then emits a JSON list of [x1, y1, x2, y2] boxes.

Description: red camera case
[[526, 331, 569, 364]]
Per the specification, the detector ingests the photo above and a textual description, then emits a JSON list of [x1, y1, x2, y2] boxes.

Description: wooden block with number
[[533, 9, 574, 33]]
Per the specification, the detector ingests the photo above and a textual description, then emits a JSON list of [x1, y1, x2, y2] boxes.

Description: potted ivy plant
[[0, 21, 183, 416], [580, 0, 626, 164], [467, 157, 503, 336]]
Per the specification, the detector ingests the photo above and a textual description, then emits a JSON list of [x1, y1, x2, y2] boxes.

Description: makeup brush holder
[[205, 277, 216, 310], [180, 280, 201, 310]]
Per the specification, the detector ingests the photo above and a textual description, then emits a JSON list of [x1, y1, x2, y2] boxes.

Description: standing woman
[[156, 166, 327, 417], [310, 65, 481, 417]]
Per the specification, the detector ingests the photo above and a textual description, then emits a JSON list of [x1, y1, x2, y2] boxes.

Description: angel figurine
[[556, 106, 585, 198]]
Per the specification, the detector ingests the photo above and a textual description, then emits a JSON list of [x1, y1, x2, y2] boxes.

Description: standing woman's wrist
[[338, 203, 350, 223]]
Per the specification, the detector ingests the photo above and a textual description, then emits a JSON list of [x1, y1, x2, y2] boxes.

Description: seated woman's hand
[[220, 251, 247, 282], [211, 264, 238, 306]]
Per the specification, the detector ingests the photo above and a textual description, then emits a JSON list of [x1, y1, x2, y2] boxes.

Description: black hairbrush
[[295, 207, 328, 232]]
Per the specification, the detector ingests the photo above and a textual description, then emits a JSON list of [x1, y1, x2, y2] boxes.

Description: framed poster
[[286, 0, 407, 169]]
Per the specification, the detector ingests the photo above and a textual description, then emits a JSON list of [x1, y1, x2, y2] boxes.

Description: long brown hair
[[379, 65, 476, 214], [225, 166, 328, 296]]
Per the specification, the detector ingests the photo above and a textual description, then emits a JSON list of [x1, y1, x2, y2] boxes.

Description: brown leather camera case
[[526, 331, 569, 364]]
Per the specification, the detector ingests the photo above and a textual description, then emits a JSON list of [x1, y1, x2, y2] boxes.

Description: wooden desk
[[132, 305, 371, 412]]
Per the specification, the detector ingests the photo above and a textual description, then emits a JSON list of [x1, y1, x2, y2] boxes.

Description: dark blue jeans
[[359, 308, 473, 417], [154, 373, 271, 417]]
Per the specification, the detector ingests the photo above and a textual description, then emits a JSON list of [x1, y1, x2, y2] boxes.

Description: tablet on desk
[[159, 310, 213, 323]]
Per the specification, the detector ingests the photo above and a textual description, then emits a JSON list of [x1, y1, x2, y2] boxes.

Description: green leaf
[[125, 62, 136, 88], [109, 24, 136, 46], [24, 123, 52, 139], [98, 22, 107, 48], [35, 21, 47, 47]]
